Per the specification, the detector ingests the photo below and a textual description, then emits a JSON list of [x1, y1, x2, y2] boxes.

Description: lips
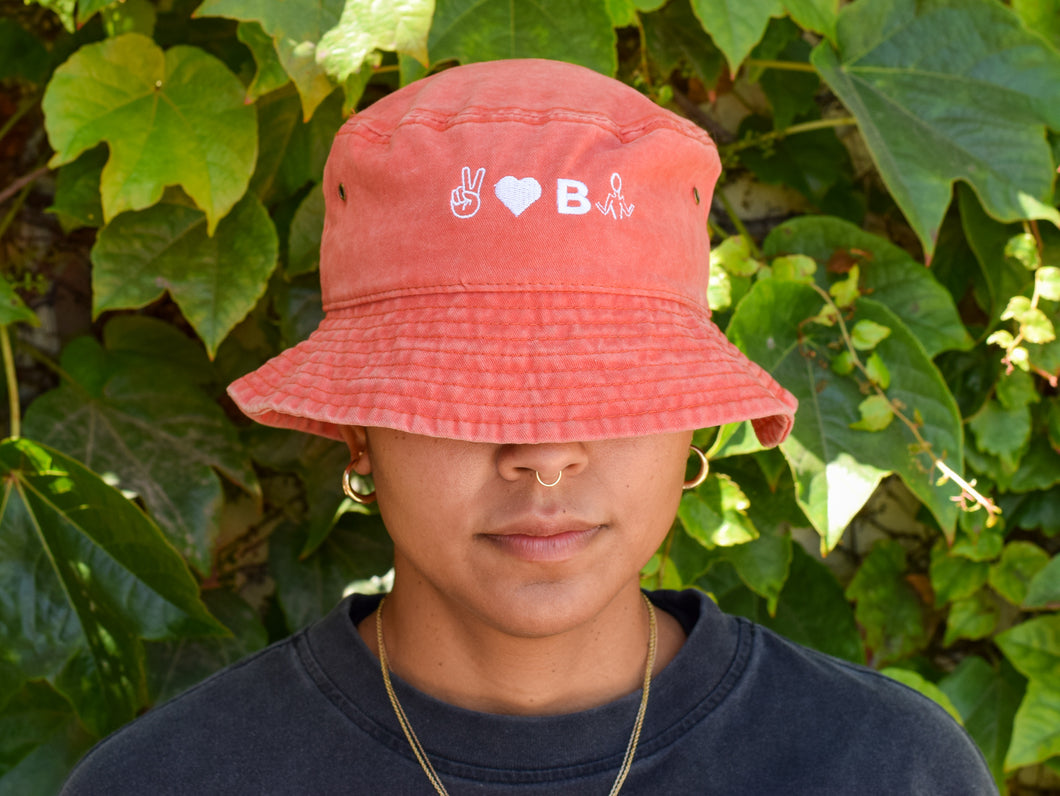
[[482, 520, 604, 563]]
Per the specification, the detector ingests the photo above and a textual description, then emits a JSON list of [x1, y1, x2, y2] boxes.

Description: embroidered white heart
[[494, 176, 541, 217]]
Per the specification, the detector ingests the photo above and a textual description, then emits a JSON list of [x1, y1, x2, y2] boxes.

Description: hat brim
[[227, 290, 797, 447]]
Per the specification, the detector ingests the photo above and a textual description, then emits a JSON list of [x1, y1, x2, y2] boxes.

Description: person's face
[[342, 427, 691, 638]]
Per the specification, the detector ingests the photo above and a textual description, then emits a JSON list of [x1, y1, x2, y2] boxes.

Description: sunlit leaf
[[811, 0, 1060, 256], [850, 319, 890, 351], [678, 473, 758, 548], [196, 0, 343, 120], [1006, 680, 1060, 769], [849, 394, 893, 432], [0, 439, 225, 735], [238, 21, 291, 102], [762, 216, 971, 357], [881, 668, 962, 724], [729, 280, 963, 549], [317, 0, 433, 81], [42, 34, 258, 233], [426, 0, 616, 75], [690, 0, 782, 73]]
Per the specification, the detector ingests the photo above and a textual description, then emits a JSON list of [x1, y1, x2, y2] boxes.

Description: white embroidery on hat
[[556, 179, 591, 215], [451, 166, 486, 219], [596, 172, 634, 219], [494, 176, 542, 217]]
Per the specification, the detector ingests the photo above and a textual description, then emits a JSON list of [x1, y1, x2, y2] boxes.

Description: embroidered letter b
[[556, 179, 590, 215]]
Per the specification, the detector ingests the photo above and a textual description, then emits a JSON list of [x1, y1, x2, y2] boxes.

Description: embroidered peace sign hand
[[450, 166, 486, 218]]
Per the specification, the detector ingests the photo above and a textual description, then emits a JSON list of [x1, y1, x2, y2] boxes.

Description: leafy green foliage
[[3, 0, 1060, 791], [811, 0, 1060, 256], [42, 34, 259, 233]]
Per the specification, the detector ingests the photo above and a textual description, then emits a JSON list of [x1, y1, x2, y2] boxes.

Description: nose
[[496, 442, 588, 485]]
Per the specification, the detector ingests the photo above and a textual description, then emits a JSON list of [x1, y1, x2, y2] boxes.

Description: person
[[61, 58, 997, 795]]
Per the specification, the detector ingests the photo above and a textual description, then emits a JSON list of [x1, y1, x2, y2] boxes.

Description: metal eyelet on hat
[[338, 183, 347, 201], [692, 186, 700, 205]]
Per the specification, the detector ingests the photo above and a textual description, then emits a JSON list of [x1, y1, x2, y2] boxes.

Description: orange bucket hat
[[228, 59, 797, 446]]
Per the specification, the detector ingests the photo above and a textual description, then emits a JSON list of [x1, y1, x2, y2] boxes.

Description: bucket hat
[[228, 59, 797, 446]]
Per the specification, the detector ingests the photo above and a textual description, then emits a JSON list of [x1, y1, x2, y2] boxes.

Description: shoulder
[[652, 589, 998, 795], [61, 595, 378, 795]]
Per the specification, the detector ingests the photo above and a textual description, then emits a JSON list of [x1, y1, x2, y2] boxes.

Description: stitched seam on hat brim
[[345, 106, 717, 148], [248, 367, 784, 405], [323, 284, 711, 314]]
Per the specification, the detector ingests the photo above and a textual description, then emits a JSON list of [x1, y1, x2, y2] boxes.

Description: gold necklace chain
[[376, 593, 658, 796]]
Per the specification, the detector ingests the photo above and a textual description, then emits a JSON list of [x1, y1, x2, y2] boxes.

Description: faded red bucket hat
[[228, 59, 797, 446]]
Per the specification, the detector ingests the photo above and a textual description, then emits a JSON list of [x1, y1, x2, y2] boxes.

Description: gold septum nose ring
[[535, 470, 562, 487]]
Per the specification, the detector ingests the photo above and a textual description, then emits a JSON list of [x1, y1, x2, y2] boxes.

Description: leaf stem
[[0, 165, 50, 207], [806, 282, 1001, 524], [1, 325, 19, 439], [716, 190, 762, 258], [722, 116, 858, 155], [744, 59, 819, 73]]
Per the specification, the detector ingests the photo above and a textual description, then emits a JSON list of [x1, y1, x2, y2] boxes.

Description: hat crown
[[319, 59, 722, 312]]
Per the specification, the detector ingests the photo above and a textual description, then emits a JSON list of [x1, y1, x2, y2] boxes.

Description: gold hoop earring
[[342, 461, 376, 504], [683, 445, 709, 490]]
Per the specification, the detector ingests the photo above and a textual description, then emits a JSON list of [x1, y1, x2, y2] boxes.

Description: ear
[[338, 426, 372, 475]]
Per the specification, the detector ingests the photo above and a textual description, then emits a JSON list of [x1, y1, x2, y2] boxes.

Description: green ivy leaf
[[1006, 680, 1060, 770], [47, 145, 106, 233], [0, 439, 226, 735], [711, 235, 762, 277], [22, 328, 259, 575], [997, 614, 1060, 688], [90, 192, 278, 357], [769, 254, 816, 283], [1013, 0, 1060, 51], [989, 542, 1050, 607], [729, 280, 963, 549], [238, 21, 292, 102], [707, 544, 865, 664], [1005, 233, 1042, 271], [678, 473, 759, 548], [881, 668, 962, 724], [270, 517, 394, 632], [0, 683, 94, 796], [828, 265, 859, 308], [939, 656, 1025, 788], [0, 276, 39, 328], [426, 0, 617, 75], [288, 185, 325, 277], [26, 0, 75, 32], [99, 0, 156, 36], [144, 590, 267, 704], [996, 369, 1039, 411], [0, 19, 51, 85], [42, 34, 258, 234], [863, 352, 890, 390], [849, 394, 893, 432], [641, 0, 724, 90], [1024, 555, 1060, 609], [969, 400, 1030, 471], [844, 539, 927, 666], [762, 216, 971, 357], [196, 0, 342, 121], [811, 0, 1060, 257], [929, 542, 989, 607], [316, 0, 432, 82], [1037, 267, 1060, 302], [690, 0, 782, 73], [720, 531, 792, 615], [850, 319, 891, 351], [943, 589, 999, 646]]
